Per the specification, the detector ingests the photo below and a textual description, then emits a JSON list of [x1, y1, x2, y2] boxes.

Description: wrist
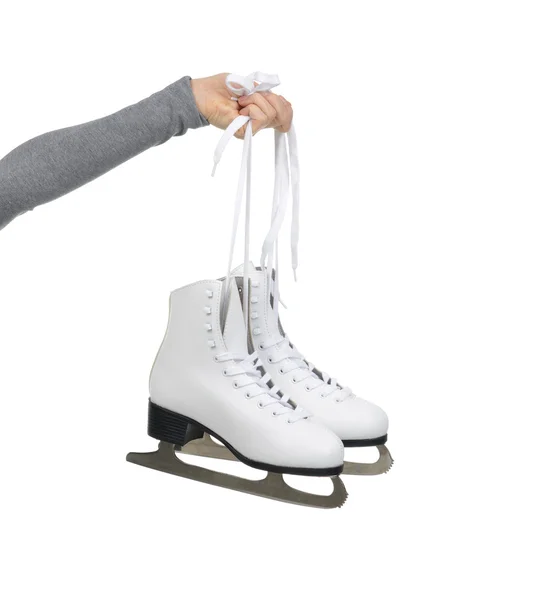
[[190, 78, 209, 121]]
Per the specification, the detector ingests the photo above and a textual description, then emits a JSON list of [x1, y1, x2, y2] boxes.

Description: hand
[[190, 73, 293, 139]]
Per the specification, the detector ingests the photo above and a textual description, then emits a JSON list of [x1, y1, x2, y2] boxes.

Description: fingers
[[237, 94, 276, 135], [237, 93, 277, 124], [261, 93, 293, 133], [235, 104, 272, 137], [237, 92, 293, 135]]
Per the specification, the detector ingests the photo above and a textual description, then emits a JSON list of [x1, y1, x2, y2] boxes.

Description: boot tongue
[[222, 280, 248, 355]]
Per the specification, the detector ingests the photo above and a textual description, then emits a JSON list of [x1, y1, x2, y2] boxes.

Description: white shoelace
[[256, 333, 354, 403], [211, 71, 306, 421], [216, 76, 351, 403], [213, 350, 304, 421], [212, 72, 300, 325]]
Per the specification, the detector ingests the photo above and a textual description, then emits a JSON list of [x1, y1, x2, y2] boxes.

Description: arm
[[0, 73, 293, 231], [0, 76, 207, 230]]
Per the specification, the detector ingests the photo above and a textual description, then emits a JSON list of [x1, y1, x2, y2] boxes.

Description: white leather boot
[[227, 263, 393, 476], [127, 277, 347, 508]]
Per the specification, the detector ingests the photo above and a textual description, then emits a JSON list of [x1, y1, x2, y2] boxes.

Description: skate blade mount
[[179, 434, 393, 476], [127, 441, 347, 509]]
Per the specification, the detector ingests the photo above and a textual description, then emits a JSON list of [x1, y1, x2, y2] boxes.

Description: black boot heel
[[147, 400, 203, 447]]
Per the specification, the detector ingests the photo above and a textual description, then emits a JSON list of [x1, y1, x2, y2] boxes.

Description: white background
[[1, 1, 538, 598]]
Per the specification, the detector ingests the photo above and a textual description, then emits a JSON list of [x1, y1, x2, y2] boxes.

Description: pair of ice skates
[[127, 73, 393, 508]]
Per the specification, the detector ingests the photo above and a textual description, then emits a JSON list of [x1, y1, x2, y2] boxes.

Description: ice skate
[[126, 278, 347, 508], [178, 268, 393, 476], [243, 265, 393, 476]]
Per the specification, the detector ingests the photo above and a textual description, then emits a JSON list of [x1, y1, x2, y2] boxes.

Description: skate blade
[[342, 444, 394, 476], [180, 434, 393, 476], [127, 441, 348, 509]]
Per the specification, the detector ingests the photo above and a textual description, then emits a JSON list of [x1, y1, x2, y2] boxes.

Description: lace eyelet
[[213, 356, 219, 362], [245, 392, 251, 399], [292, 377, 297, 384], [286, 419, 292, 424], [278, 368, 284, 375], [222, 369, 228, 376], [320, 393, 326, 398], [305, 384, 311, 392], [257, 401, 264, 409], [233, 381, 239, 389], [272, 411, 278, 417], [268, 357, 274, 363], [258, 343, 264, 350]]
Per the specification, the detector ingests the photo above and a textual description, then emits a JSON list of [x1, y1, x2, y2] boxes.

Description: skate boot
[[230, 264, 393, 476], [126, 277, 347, 508]]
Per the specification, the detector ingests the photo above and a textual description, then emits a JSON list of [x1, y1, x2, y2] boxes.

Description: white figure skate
[[237, 264, 393, 475], [127, 278, 347, 508], [179, 267, 393, 475]]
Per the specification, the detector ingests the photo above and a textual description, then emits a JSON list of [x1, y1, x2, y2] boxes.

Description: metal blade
[[342, 444, 394, 476], [127, 442, 348, 509], [180, 434, 393, 477]]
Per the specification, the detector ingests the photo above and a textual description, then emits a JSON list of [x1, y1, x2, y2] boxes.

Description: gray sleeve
[[0, 75, 208, 231]]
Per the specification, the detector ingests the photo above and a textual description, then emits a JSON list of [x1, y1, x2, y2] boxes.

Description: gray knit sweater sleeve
[[0, 76, 208, 231]]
